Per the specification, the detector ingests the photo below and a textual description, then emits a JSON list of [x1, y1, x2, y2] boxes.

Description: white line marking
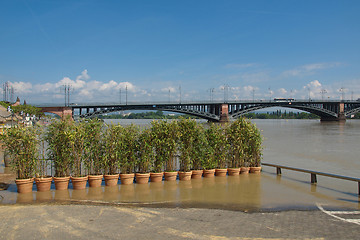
[[326, 211, 360, 215], [317, 203, 360, 226]]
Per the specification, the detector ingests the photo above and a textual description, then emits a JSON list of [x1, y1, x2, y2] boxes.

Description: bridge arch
[[229, 102, 342, 121], [78, 105, 221, 122], [41, 107, 73, 119]]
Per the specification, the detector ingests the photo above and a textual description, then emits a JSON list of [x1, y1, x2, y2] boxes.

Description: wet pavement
[[2, 158, 360, 239], [1, 167, 359, 211], [0, 204, 360, 240]]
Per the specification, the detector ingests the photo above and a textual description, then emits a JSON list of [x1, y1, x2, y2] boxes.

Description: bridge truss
[[68, 100, 360, 122]]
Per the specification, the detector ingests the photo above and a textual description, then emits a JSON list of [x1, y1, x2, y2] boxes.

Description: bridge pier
[[219, 104, 230, 123], [320, 102, 346, 122]]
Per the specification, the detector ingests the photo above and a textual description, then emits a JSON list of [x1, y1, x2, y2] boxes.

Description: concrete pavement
[[0, 204, 359, 240]]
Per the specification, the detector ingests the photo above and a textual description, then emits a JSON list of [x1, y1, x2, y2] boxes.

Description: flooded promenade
[[1, 119, 359, 211], [1, 119, 360, 239]]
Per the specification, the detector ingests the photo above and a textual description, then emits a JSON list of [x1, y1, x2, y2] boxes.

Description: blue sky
[[1, 0, 359, 104]]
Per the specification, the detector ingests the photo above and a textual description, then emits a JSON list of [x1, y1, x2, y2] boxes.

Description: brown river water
[[1, 119, 359, 211]]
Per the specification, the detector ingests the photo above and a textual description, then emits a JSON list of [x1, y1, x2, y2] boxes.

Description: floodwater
[[1, 119, 359, 211]]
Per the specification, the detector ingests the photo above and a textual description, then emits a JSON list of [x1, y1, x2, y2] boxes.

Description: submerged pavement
[[0, 204, 360, 240], [2, 163, 360, 239]]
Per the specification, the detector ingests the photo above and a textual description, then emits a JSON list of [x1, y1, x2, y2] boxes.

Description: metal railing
[[262, 162, 360, 195]]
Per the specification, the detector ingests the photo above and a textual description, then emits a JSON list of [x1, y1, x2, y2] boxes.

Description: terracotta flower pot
[[227, 168, 240, 176], [136, 173, 150, 184], [88, 175, 103, 188], [215, 168, 227, 177], [164, 172, 178, 181], [53, 176, 70, 190], [15, 178, 34, 193], [203, 169, 215, 178], [120, 173, 135, 185], [250, 166, 262, 174], [35, 177, 52, 192], [191, 170, 203, 179], [71, 176, 88, 190], [150, 172, 164, 182], [178, 171, 192, 181], [240, 167, 250, 174], [104, 174, 119, 186]]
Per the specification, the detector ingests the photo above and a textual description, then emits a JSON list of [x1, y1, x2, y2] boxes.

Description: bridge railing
[[262, 162, 360, 195]]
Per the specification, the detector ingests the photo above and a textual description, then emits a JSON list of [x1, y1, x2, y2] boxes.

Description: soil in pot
[[120, 173, 135, 185], [35, 177, 52, 192], [150, 172, 163, 182]]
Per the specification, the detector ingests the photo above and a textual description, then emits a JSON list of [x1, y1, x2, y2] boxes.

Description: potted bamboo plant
[[46, 117, 73, 190], [202, 127, 217, 178], [1, 125, 39, 193], [120, 124, 138, 184], [151, 120, 179, 181], [35, 128, 52, 192], [247, 122, 263, 173], [68, 120, 88, 190], [207, 123, 229, 177], [226, 118, 247, 176], [191, 124, 207, 179], [136, 128, 153, 184], [102, 123, 122, 186], [137, 128, 161, 183], [178, 118, 196, 181], [83, 119, 104, 187]]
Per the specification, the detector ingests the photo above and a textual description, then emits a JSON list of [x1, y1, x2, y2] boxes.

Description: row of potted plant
[[1, 117, 263, 193]]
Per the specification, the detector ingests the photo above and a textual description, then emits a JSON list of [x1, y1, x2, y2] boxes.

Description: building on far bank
[[0, 105, 22, 134]]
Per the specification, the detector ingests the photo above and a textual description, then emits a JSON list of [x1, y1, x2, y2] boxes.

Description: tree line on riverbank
[[98, 110, 324, 120], [98, 110, 196, 119]]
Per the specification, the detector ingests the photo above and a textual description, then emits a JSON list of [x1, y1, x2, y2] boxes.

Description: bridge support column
[[219, 104, 230, 123], [320, 102, 346, 122]]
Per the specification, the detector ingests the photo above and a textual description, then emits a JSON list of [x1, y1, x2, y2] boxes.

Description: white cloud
[[76, 69, 90, 81], [282, 62, 341, 77], [99, 80, 118, 91], [10, 81, 33, 93]]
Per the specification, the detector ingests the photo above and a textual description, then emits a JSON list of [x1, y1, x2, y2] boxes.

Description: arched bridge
[[39, 100, 360, 122]]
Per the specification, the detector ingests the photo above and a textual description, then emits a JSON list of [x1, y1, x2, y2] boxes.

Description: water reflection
[[9, 176, 260, 210], [71, 189, 87, 200], [54, 189, 70, 201], [103, 185, 119, 201], [88, 187, 104, 200], [36, 191, 53, 202], [16, 192, 34, 203]]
